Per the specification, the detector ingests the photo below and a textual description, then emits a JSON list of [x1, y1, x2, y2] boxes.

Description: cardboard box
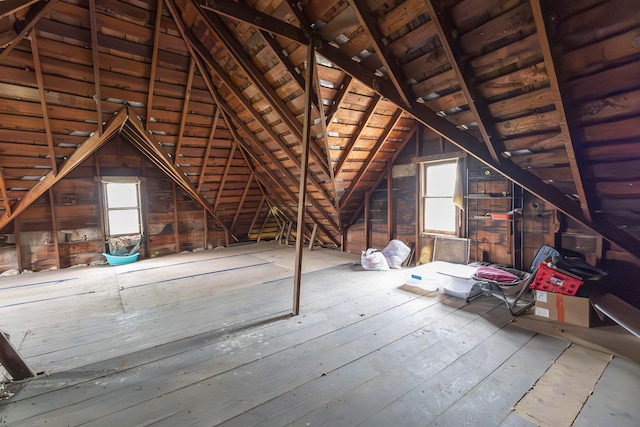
[[534, 290, 594, 327]]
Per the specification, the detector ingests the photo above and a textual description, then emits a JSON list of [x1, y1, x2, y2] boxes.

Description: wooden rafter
[[197, 6, 331, 181], [0, 0, 57, 58], [230, 172, 254, 233], [214, 140, 236, 209], [173, 56, 196, 165], [339, 109, 403, 210], [200, 0, 308, 44], [0, 0, 39, 18], [350, 0, 412, 109], [248, 195, 266, 237], [0, 168, 12, 218], [88, 0, 103, 135], [312, 58, 342, 225], [30, 31, 57, 174], [530, 0, 592, 221], [119, 109, 238, 242], [425, 0, 503, 164], [325, 75, 352, 124], [145, 0, 164, 130], [197, 106, 219, 192], [165, 0, 340, 237], [347, 123, 418, 227], [334, 94, 381, 176], [0, 109, 127, 231]]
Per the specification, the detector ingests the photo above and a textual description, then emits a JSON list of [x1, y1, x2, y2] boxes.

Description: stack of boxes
[[531, 262, 595, 327]]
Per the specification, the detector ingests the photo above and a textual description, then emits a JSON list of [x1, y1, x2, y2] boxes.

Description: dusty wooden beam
[[0, 330, 36, 380], [0, 108, 127, 231], [88, 0, 103, 135], [47, 188, 61, 270], [231, 172, 253, 234], [200, 0, 308, 44], [248, 196, 266, 237], [0, 168, 12, 218], [197, 106, 219, 192], [214, 140, 236, 209], [145, 0, 164, 130], [0, 0, 57, 58], [293, 43, 315, 315], [340, 109, 403, 210], [425, 0, 503, 165], [351, 0, 412, 109], [173, 57, 196, 165], [0, 0, 39, 19], [387, 157, 394, 242], [530, 0, 593, 221], [334, 94, 381, 176], [325, 75, 351, 124], [30, 31, 57, 174]]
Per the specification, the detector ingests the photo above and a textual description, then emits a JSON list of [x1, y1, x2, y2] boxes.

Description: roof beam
[[88, 0, 103, 135], [0, 109, 127, 230], [0, 0, 39, 19], [350, 0, 412, 109], [200, 0, 308, 44], [145, 0, 164, 130], [0, 0, 57, 58], [197, 106, 219, 192], [214, 139, 236, 210], [334, 94, 381, 176], [230, 172, 254, 233], [197, 6, 331, 181], [339, 108, 403, 210], [0, 168, 12, 217], [173, 56, 196, 165], [29, 31, 57, 174], [425, 0, 503, 164], [325, 75, 351, 124], [530, 0, 593, 221]]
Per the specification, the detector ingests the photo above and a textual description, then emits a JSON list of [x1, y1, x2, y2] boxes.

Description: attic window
[[102, 178, 143, 237]]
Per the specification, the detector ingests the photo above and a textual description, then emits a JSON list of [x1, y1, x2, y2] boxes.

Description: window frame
[[102, 177, 143, 237]]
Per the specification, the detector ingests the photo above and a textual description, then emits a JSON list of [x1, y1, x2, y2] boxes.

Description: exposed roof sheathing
[[0, 0, 639, 256]]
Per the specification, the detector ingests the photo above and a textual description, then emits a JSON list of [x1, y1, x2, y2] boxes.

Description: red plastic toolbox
[[530, 262, 584, 296]]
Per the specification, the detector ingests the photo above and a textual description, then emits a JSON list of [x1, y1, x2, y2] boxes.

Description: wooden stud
[[145, 0, 164, 130], [172, 182, 180, 254], [248, 196, 266, 238], [173, 57, 196, 165], [308, 223, 318, 250], [88, 0, 103, 135], [257, 209, 271, 242], [364, 190, 371, 250], [231, 172, 253, 234], [0, 168, 12, 218], [197, 106, 220, 193], [203, 208, 208, 250], [214, 141, 237, 210], [387, 158, 394, 242], [48, 188, 61, 270], [325, 76, 351, 124], [30, 31, 57, 174]]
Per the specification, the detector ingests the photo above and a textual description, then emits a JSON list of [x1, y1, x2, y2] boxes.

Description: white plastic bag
[[381, 239, 411, 269], [361, 248, 390, 271]]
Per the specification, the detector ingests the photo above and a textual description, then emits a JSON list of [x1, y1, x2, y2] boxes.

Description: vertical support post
[[364, 190, 371, 250], [172, 182, 180, 253], [387, 158, 394, 242], [414, 130, 421, 263], [285, 221, 293, 246], [203, 208, 209, 250], [293, 42, 315, 316], [48, 189, 61, 270]]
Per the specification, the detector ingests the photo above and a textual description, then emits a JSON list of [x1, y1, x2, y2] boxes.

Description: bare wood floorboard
[[1, 242, 639, 426]]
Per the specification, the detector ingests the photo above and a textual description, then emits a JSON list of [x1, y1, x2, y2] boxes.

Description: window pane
[[426, 162, 456, 197], [108, 209, 141, 235], [106, 183, 138, 208], [424, 198, 456, 232]]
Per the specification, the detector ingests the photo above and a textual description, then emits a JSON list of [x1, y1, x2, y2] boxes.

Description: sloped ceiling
[[0, 0, 639, 257]]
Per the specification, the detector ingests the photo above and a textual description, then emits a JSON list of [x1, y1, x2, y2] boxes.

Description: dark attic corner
[[1, 0, 640, 425]]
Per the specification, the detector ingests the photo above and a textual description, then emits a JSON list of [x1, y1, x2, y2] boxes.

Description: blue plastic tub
[[103, 252, 139, 265]]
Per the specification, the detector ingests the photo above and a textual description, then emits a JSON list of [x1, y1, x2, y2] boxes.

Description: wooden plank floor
[[1, 241, 639, 426]]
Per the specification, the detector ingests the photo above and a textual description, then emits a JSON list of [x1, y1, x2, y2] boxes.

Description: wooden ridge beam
[[339, 108, 403, 210]]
